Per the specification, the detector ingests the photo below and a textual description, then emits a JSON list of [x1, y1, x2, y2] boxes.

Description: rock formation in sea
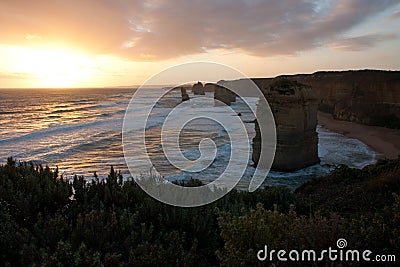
[[212, 70, 400, 171], [180, 87, 190, 102], [252, 78, 320, 171], [192, 82, 205, 95], [204, 83, 216, 92], [213, 83, 237, 105], [249, 71, 400, 128]]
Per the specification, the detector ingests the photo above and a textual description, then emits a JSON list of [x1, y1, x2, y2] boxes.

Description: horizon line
[[1, 68, 399, 90]]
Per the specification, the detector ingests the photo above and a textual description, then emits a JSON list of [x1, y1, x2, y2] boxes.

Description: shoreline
[[318, 111, 400, 160]]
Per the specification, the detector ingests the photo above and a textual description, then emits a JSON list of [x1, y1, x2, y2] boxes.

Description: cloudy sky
[[0, 0, 399, 87]]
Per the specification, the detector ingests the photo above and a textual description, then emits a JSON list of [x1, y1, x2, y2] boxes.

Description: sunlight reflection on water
[[0, 88, 376, 190]]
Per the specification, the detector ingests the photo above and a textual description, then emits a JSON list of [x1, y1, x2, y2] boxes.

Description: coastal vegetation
[[1, 157, 399, 266]]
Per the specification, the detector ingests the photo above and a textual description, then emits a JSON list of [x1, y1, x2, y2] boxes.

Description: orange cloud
[[0, 0, 398, 61]]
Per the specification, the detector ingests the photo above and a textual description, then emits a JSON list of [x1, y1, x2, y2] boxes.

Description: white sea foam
[[0, 88, 376, 189]]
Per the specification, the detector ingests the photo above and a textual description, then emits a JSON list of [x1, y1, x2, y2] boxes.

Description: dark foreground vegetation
[[1, 157, 400, 266]]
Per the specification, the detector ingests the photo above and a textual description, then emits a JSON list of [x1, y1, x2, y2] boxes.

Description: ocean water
[[0, 88, 376, 190]]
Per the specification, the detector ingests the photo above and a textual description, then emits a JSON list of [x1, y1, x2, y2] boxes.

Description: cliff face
[[252, 79, 319, 171], [212, 70, 400, 170], [280, 70, 400, 128]]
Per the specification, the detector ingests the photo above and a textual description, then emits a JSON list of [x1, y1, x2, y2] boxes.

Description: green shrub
[[1, 157, 400, 266]]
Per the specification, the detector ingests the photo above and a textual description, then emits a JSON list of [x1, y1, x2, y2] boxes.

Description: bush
[[1, 157, 400, 266]]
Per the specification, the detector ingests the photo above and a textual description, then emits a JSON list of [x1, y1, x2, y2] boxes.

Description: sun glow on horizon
[[2, 46, 100, 88]]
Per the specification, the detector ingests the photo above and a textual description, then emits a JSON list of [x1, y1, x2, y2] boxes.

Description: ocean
[[0, 88, 376, 190]]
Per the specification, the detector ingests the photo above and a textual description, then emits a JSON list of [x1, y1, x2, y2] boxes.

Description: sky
[[0, 0, 399, 88]]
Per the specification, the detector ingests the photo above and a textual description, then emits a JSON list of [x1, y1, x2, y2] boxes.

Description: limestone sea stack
[[192, 81, 205, 95], [252, 79, 320, 171], [180, 87, 190, 102], [204, 83, 216, 92], [213, 83, 237, 105]]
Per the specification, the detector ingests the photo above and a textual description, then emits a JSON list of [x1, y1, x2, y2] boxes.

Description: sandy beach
[[318, 112, 400, 160]]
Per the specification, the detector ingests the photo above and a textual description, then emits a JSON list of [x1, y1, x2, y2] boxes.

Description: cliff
[[279, 70, 400, 128], [252, 79, 319, 171], [212, 70, 400, 170]]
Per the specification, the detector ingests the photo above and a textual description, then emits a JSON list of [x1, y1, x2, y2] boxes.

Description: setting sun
[[3, 46, 98, 88]]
